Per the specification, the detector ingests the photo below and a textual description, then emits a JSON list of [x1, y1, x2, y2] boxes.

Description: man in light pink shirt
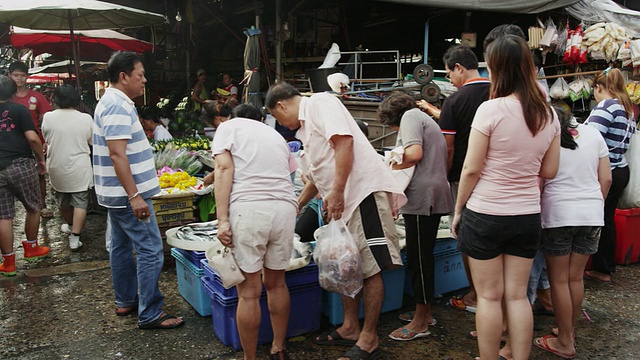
[[266, 82, 406, 360]]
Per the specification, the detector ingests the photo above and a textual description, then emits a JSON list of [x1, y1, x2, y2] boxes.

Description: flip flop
[[534, 335, 576, 359], [397, 311, 438, 325], [341, 345, 382, 360], [584, 270, 611, 283], [138, 313, 185, 330], [448, 295, 477, 313], [467, 330, 507, 345], [314, 329, 357, 346], [115, 305, 138, 317], [388, 326, 431, 341]]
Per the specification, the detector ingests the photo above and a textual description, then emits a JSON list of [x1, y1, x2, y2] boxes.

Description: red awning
[[5, 27, 153, 60]]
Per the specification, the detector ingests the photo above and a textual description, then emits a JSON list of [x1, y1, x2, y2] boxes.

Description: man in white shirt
[[266, 82, 406, 360]]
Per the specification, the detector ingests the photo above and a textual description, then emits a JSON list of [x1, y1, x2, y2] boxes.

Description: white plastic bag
[[313, 219, 363, 298], [540, 19, 558, 47], [319, 43, 341, 69], [384, 146, 415, 191], [549, 77, 570, 99], [619, 130, 640, 208]]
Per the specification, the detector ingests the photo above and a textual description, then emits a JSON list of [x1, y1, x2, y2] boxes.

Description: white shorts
[[230, 200, 297, 273]]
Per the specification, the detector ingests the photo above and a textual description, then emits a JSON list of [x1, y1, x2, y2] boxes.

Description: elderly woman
[[451, 35, 560, 360], [41, 84, 94, 251], [377, 91, 453, 341]]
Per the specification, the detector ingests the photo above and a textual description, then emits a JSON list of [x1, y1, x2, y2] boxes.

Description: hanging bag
[[208, 246, 246, 289], [313, 219, 363, 298], [619, 130, 640, 209]]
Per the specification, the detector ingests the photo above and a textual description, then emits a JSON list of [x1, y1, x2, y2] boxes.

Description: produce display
[[626, 82, 640, 104], [159, 170, 198, 190], [150, 136, 211, 152], [583, 22, 630, 62], [155, 166, 212, 196], [154, 147, 203, 175]]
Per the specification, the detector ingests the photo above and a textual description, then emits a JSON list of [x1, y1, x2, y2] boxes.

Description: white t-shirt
[[42, 108, 94, 192], [211, 118, 296, 206], [153, 125, 173, 141], [541, 124, 609, 228]]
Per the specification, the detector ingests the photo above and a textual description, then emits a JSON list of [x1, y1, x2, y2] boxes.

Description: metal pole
[[275, 0, 282, 81], [186, 24, 190, 94], [68, 11, 82, 93], [424, 20, 429, 64]]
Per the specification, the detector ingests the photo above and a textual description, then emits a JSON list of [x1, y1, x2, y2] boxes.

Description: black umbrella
[[242, 27, 262, 108]]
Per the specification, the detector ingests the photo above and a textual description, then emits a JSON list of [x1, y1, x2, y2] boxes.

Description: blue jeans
[[108, 198, 164, 325], [527, 251, 549, 304]]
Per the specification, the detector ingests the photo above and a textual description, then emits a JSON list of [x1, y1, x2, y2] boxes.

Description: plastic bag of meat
[[313, 219, 363, 298]]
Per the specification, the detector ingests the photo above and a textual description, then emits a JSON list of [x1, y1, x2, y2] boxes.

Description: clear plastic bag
[[313, 219, 363, 298], [549, 77, 570, 99]]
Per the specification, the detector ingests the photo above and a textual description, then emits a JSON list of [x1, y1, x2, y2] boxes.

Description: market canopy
[[374, 0, 580, 14], [567, 0, 640, 38], [0, 0, 165, 90], [3, 27, 153, 60], [0, 0, 166, 30], [29, 60, 105, 74]]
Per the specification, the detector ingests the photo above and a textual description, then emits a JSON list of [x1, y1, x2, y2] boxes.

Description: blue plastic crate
[[200, 258, 319, 298], [433, 237, 458, 254], [171, 248, 211, 316], [201, 276, 321, 350], [174, 248, 206, 268], [402, 248, 469, 297], [321, 266, 405, 326]]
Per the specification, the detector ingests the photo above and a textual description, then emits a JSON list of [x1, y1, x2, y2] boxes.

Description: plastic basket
[[201, 277, 321, 350], [171, 248, 211, 316], [402, 248, 469, 297], [321, 266, 405, 326]]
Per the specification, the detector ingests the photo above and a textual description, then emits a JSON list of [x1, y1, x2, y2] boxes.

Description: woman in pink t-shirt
[[451, 35, 560, 360]]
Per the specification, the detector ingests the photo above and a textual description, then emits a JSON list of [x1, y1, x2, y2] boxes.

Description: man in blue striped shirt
[[93, 51, 184, 330]]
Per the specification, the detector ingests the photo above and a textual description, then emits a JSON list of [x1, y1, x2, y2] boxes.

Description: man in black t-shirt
[[0, 75, 49, 277], [418, 45, 490, 314]]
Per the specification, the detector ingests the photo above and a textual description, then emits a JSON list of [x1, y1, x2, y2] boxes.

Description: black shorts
[[457, 207, 541, 260]]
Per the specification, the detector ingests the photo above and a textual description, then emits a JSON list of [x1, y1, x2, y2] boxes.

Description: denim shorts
[[540, 226, 601, 256], [457, 207, 541, 260]]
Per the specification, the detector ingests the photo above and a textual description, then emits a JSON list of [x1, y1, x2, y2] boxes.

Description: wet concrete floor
[[1, 197, 639, 359]]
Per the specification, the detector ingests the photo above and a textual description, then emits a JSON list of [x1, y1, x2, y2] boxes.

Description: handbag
[[208, 246, 245, 289]]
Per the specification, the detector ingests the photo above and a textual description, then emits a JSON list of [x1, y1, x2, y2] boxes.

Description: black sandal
[[342, 345, 382, 360], [138, 313, 185, 330], [115, 305, 138, 317], [269, 350, 290, 360]]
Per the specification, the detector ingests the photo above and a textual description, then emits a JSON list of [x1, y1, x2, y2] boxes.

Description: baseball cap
[[197, 69, 207, 76]]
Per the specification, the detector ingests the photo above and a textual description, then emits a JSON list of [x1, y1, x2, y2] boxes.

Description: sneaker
[[60, 224, 72, 235], [69, 235, 83, 251]]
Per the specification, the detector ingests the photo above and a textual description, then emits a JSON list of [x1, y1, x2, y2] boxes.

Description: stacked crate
[[200, 259, 321, 350]]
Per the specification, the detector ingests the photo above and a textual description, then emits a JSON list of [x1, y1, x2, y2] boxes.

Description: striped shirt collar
[[104, 87, 134, 105]]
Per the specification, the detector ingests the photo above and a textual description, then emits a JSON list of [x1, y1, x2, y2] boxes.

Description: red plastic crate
[[614, 208, 640, 265]]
